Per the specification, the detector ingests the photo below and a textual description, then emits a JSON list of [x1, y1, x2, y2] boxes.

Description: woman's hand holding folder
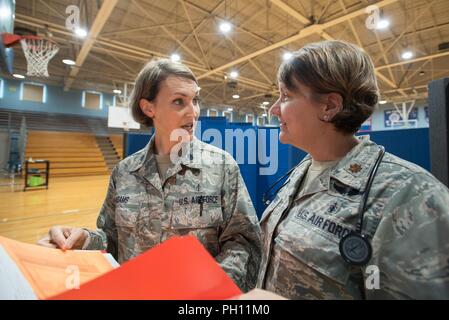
[[37, 226, 88, 251]]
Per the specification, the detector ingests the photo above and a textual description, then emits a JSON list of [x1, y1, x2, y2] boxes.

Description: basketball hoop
[[2, 33, 59, 77], [20, 37, 59, 77]]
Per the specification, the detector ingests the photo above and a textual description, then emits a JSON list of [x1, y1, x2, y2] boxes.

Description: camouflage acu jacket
[[85, 135, 262, 291], [257, 140, 449, 299]]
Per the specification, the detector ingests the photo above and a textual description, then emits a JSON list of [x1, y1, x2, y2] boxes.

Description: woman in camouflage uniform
[[247, 40, 449, 299], [39, 59, 261, 291]]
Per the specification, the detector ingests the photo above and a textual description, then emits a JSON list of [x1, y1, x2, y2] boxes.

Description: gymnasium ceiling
[[8, 0, 449, 115]]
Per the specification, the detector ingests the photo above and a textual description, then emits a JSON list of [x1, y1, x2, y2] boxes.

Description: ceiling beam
[[270, 0, 310, 25], [334, 0, 399, 93], [225, 36, 274, 85], [338, 0, 362, 46], [316, 0, 334, 23], [363, 22, 449, 53], [38, 0, 65, 19], [271, 0, 334, 40], [101, 19, 205, 38], [273, 0, 401, 92], [179, 0, 210, 69], [64, 0, 118, 90], [176, 1, 224, 54], [184, 0, 274, 47], [376, 51, 449, 71], [372, 0, 435, 65], [17, 9, 430, 95], [197, 0, 397, 80], [403, 60, 431, 84], [130, 0, 205, 66]]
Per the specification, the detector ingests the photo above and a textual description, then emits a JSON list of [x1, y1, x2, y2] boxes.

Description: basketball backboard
[[108, 106, 140, 130], [0, 0, 15, 74]]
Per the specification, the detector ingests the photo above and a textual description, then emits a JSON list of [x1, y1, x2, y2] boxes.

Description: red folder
[[51, 235, 242, 300]]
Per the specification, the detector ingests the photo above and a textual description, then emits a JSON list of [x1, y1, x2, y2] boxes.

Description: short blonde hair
[[278, 40, 379, 134], [130, 59, 198, 127]]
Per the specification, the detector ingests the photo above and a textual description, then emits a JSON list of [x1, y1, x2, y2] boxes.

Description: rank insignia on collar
[[349, 163, 362, 173]]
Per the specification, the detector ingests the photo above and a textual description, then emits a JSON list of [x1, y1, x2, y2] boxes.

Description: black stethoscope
[[262, 146, 386, 266]]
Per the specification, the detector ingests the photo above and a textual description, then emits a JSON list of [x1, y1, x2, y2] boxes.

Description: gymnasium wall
[[1, 78, 428, 133], [0, 79, 114, 118], [202, 102, 430, 131]]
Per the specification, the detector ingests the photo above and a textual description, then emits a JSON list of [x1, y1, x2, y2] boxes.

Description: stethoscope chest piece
[[339, 232, 372, 266]]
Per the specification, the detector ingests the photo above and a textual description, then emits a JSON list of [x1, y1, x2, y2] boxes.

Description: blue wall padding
[[126, 120, 430, 218], [226, 122, 260, 213], [197, 116, 226, 148], [124, 129, 153, 157], [357, 128, 429, 171]]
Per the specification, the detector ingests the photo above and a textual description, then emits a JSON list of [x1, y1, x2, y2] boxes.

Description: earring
[[323, 115, 329, 122]]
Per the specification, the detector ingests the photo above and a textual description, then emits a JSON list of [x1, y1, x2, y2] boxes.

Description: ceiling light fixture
[[62, 59, 76, 66], [283, 52, 293, 61], [401, 51, 413, 60], [170, 53, 181, 62], [219, 21, 232, 33], [229, 71, 238, 79], [75, 28, 87, 38], [376, 19, 390, 30]]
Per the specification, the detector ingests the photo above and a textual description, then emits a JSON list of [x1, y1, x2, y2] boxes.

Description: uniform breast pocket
[[170, 201, 224, 230], [115, 202, 140, 237], [274, 217, 352, 287], [170, 201, 224, 256]]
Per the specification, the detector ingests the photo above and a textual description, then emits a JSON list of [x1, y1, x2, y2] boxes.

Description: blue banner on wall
[[384, 108, 418, 127]]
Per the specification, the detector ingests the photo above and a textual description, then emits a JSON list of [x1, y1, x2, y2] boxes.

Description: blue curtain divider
[[356, 128, 429, 171], [125, 120, 430, 218]]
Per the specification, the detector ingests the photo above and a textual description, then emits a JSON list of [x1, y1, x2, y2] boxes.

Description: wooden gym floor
[[0, 175, 110, 244]]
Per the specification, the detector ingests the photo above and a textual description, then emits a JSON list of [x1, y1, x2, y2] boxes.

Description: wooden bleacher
[[109, 134, 124, 159], [25, 131, 109, 177], [0, 109, 145, 177]]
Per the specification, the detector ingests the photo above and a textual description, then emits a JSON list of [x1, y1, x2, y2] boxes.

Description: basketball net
[[20, 38, 59, 77]]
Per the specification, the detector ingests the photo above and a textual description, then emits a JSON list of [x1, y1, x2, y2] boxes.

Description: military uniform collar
[[178, 137, 204, 170], [127, 134, 203, 174], [330, 140, 383, 191]]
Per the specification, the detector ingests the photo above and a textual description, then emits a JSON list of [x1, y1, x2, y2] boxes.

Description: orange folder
[[52, 235, 242, 300], [0, 235, 114, 299]]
